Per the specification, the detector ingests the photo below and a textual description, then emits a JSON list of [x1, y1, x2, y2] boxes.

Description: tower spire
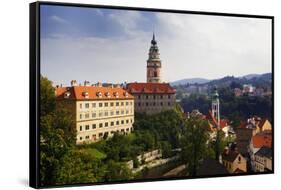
[[151, 32, 157, 45]]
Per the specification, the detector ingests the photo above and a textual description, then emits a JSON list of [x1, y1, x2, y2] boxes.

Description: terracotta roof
[[206, 110, 228, 129], [55, 86, 134, 100], [252, 132, 272, 149], [126, 82, 176, 94]]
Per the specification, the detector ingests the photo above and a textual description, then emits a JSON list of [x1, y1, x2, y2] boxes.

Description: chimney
[[84, 80, 90, 86], [70, 80, 77, 87], [97, 82, 102, 87]]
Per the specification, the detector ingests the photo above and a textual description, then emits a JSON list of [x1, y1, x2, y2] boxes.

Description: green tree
[[55, 150, 106, 185], [180, 116, 209, 176], [104, 160, 133, 181]]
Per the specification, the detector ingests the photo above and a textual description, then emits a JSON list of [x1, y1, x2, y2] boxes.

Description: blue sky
[[40, 5, 272, 86]]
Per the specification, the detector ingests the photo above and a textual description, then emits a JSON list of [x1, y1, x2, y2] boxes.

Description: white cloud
[[41, 12, 272, 85], [49, 15, 69, 24]]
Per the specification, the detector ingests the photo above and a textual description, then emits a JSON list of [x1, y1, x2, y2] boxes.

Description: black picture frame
[[30, 1, 274, 189]]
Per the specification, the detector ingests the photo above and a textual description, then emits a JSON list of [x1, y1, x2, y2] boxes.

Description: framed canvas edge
[[29, 1, 275, 189]]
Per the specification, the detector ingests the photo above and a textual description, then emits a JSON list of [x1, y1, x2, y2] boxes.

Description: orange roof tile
[[126, 82, 176, 94], [252, 132, 272, 148], [55, 86, 134, 101]]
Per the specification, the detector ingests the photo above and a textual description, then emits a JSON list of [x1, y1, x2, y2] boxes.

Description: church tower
[[211, 86, 220, 129], [147, 33, 162, 83]]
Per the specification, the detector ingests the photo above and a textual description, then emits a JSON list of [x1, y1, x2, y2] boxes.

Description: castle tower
[[147, 33, 162, 83], [212, 86, 220, 129]]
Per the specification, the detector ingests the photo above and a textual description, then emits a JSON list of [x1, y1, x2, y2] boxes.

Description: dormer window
[[64, 92, 71, 98], [124, 92, 128, 97], [114, 92, 119, 98], [96, 92, 102, 98], [82, 91, 89, 98], [105, 92, 111, 98]]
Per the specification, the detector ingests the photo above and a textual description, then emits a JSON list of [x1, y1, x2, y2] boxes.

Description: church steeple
[[147, 33, 162, 83], [211, 86, 220, 129]]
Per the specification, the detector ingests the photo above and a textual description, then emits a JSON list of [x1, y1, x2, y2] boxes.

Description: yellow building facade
[[55, 81, 134, 144]]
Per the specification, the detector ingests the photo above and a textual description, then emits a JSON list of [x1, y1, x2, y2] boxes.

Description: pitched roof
[[197, 158, 229, 176], [222, 150, 240, 162], [126, 82, 176, 94], [255, 146, 272, 158], [55, 86, 134, 100], [258, 119, 269, 128], [252, 132, 272, 149], [206, 110, 229, 130], [234, 168, 245, 173]]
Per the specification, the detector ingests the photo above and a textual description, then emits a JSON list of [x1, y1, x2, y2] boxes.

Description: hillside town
[[51, 33, 272, 178]]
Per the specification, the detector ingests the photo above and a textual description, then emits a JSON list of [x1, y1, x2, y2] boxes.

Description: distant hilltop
[[171, 73, 272, 86]]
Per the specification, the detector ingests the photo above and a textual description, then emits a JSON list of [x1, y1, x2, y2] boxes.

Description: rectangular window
[[79, 114, 82, 119], [168, 102, 171, 106], [105, 122, 108, 127], [111, 111, 114, 116], [160, 95, 163, 99], [80, 137, 82, 140], [121, 102, 124, 106], [153, 95, 156, 99], [110, 102, 114, 107], [138, 95, 141, 99], [85, 125, 89, 130], [92, 124, 96, 129], [105, 102, 108, 107], [104, 111, 108, 116], [168, 95, 171, 99], [85, 113, 89, 119], [126, 102, 129, 106], [121, 110, 124, 115], [116, 110, 120, 115], [92, 134, 96, 140], [99, 133, 103, 137], [99, 102, 103, 107], [116, 121, 119, 125], [160, 102, 163, 106], [85, 135, 89, 139], [92, 103, 96, 108], [111, 121, 114, 126], [130, 102, 132, 105], [99, 112, 103, 117], [138, 102, 141, 106], [146, 95, 149, 99], [146, 102, 149, 106], [153, 102, 156, 106], [126, 120, 129, 124], [99, 123, 103, 128], [126, 110, 129, 114], [80, 126, 83, 131], [80, 103, 82, 109], [85, 103, 89, 108], [121, 120, 124, 124], [116, 102, 119, 106], [92, 112, 96, 118]]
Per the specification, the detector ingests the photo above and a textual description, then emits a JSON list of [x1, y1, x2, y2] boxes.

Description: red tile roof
[[252, 132, 272, 149], [206, 110, 228, 129], [126, 82, 176, 94], [55, 86, 134, 100]]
